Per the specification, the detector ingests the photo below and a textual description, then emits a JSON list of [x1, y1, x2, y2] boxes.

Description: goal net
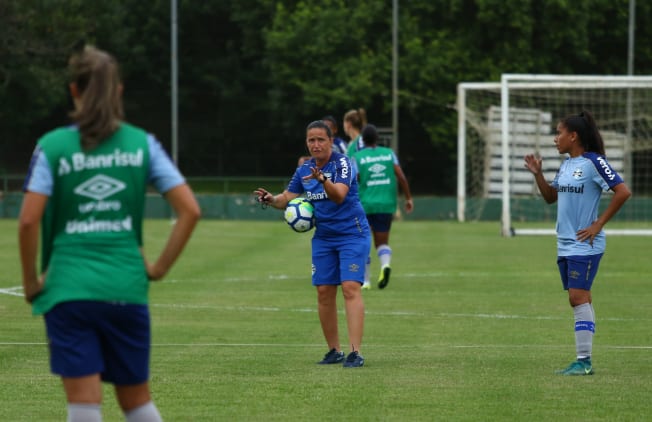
[[457, 74, 652, 236]]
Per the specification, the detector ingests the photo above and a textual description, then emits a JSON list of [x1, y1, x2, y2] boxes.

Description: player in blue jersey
[[323, 115, 349, 155], [297, 115, 347, 166], [255, 120, 371, 368], [524, 110, 631, 376], [19, 45, 200, 421]]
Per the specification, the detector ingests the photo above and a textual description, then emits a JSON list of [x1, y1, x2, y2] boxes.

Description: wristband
[[318, 172, 327, 184]]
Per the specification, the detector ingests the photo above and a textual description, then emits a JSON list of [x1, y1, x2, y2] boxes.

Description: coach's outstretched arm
[[254, 188, 298, 210]]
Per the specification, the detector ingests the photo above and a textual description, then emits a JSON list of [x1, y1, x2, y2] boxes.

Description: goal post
[[457, 74, 652, 236]]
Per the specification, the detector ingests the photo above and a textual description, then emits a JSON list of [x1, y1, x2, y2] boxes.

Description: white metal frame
[[457, 73, 652, 236]]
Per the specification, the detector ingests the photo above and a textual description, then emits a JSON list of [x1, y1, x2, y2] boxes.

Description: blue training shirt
[[287, 152, 369, 238], [551, 152, 623, 256], [333, 136, 348, 155]]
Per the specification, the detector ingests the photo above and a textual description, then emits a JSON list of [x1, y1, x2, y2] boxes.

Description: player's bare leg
[[62, 374, 102, 421], [341, 281, 364, 352], [316, 284, 340, 351], [116, 383, 162, 421]]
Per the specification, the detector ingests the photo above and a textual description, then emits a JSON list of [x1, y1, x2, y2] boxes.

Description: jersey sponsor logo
[[78, 200, 122, 214], [74, 174, 126, 201], [339, 156, 349, 179], [306, 190, 328, 201], [557, 184, 584, 194], [65, 216, 132, 234], [58, 148, 143, 175], [58, 157, 72, 175], [367, 178, 391, 186], [359, 154, 393, 165], [596, 156, 616, 181]]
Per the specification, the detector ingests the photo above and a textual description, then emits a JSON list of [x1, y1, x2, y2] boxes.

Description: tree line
[[2, 0, 651, 194]]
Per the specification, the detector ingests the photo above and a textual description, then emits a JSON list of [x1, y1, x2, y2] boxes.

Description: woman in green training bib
[[19, 45, 201, 422], [352, 124, 413, 289]]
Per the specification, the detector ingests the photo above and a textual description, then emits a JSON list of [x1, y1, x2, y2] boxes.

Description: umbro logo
[[74, 174, 126, 201], [369, 163, 386, 174]]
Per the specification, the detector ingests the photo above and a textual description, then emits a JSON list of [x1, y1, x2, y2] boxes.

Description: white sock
[[573, 303, 595, 360], [125, 401, 162, 422], [377, 244, 392, 267], [68, 403, 102, 422]]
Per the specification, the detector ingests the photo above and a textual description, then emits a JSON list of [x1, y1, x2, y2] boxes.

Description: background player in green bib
[[343, 108, 367, 156], [352, 124, 414, 289], [19, 45, 200, 422]]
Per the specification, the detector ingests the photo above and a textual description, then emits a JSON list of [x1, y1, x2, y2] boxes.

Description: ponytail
[[68, 46, 124, 150]]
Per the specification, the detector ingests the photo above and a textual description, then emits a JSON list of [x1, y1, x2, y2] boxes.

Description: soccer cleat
[[362, 281, 371, 290], [377, 265, 391, 289], [556, 358, 593, 375], [317, 348, 345, 364], [343, 351, 365, 368]]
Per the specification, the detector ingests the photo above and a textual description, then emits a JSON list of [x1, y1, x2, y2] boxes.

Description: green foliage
[[2, 220, 652, 420], [0, 1, 78, 131], [2, 0, 652, 193], [266, 0, 391, 109]]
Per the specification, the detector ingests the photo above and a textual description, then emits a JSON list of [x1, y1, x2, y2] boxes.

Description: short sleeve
[[23, 146, 53, 195], [147, 135, 185, 193]]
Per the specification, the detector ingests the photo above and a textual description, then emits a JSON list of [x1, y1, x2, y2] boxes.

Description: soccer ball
[[284, 198, 315, 233]]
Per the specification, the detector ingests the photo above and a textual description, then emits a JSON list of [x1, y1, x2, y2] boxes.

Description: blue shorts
[[311, 235, 371, 285], [366, 213, 393, 233], [557, 254, 603, 291], [44, 301, 151, 385]]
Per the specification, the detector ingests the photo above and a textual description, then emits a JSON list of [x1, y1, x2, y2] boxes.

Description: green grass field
[[1, 219, 651, 421]]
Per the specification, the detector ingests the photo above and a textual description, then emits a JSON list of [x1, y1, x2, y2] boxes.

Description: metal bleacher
[[484, 106, 626, 198]]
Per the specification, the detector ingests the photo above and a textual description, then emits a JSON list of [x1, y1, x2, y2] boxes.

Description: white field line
[[2, 298, 650, 349], [1, 285, 647, 322], [0, 286, 23, 297], [150, 303, 650, 322], [150, 303, 425, 317], [150, 271, 552, 284]]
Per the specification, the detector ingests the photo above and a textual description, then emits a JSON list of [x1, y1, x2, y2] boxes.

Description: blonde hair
[[343, 108, 367, 131], [68, 45, 124, 150]]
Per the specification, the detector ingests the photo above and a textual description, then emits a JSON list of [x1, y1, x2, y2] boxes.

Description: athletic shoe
[[343, 351, 365, 368], [362, 281, 371, 290], [378, 265, 391, 289], [556, 358, 593, 375], [317, 348, 344, 364]]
